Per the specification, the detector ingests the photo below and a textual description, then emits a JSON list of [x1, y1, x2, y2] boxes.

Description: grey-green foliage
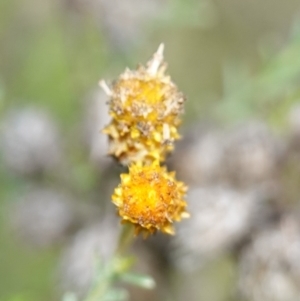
[[217, 26, 300, 126], [71, 256, 156, 301]]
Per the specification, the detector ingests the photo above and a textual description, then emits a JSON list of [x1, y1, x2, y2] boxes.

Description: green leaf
[[120, 273, 156, 290], [112, 256, 135, 275]]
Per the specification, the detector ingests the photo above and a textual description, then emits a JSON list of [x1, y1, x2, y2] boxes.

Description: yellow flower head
[[100, 44, 185, 165], [112, 161, 189, 237]]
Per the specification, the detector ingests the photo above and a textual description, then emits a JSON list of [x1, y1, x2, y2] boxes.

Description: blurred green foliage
[[216, 27, 300, 128], [0, 0, 108, 128]]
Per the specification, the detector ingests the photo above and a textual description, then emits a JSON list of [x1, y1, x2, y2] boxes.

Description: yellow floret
[[112, 161, 189, 238]]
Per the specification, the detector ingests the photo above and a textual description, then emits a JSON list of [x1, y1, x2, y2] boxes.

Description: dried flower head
[[59, 218, 119, 297], [112, 161, 189, 237], [238, 215, 300, 301], [173, 186, 265, 271], [1, 108, 62, 176], [100, 44, 185, 165]]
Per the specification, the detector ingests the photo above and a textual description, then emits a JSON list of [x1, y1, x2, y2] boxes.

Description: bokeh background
[[1, 0, 300, 301]]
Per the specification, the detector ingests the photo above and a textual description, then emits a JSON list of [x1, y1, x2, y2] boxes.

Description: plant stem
[[83, 224, 135, 301], [115, 223, 135, 256]]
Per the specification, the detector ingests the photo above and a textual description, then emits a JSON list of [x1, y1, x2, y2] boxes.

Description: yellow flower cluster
[[101, 44, 189, 237]]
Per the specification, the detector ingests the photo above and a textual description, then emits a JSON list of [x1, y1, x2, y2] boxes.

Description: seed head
[[100, 44, 185, 165]]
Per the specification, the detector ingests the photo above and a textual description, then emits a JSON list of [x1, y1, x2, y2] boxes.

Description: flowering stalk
[[63, 44, 189, 301]]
